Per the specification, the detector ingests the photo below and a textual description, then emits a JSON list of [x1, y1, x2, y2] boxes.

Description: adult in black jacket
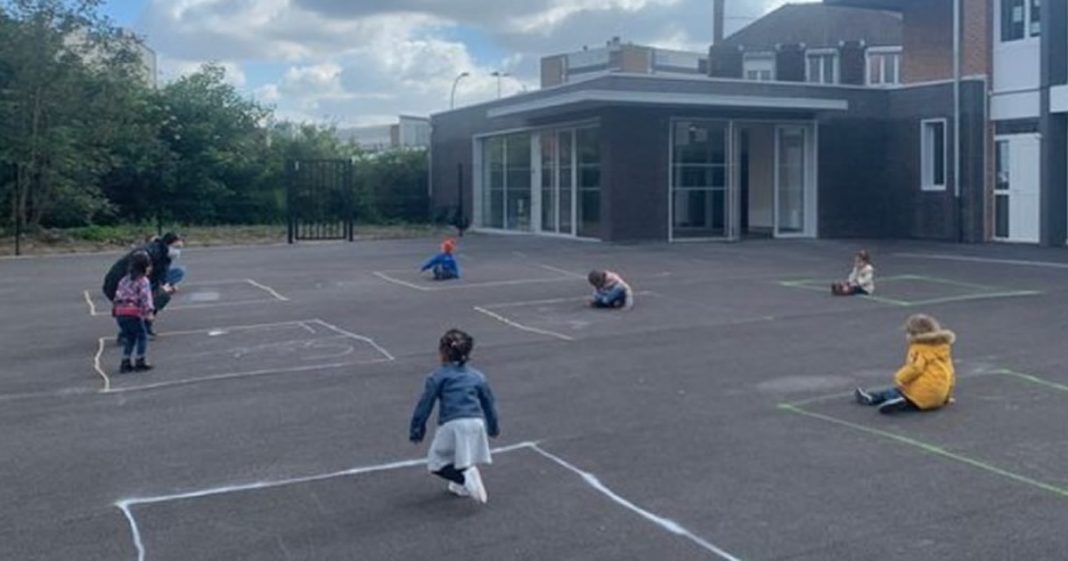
[[103, 232, 186, 334]]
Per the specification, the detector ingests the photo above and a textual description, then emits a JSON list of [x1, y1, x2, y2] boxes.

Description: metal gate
[[286, 159, 355, 243]]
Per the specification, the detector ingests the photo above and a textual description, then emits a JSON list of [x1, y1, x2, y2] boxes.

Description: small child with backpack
[[112, 251, 155, 373], [421, 239, 461, 280]]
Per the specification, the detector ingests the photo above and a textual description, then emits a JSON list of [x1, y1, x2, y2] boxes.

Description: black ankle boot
[[120, 359, 133, 373], [134, 358, 153, 371]]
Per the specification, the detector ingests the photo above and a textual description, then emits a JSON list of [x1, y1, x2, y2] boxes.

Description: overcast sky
[[101, 0, 814, 126]]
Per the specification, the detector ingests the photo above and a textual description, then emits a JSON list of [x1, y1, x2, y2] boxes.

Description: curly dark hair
[[127, 250, 152, 278], [439, 328, 474, 365], [587, 270, 606, 288]]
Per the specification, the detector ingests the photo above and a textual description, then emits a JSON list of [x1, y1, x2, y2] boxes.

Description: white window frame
[[920, 118, 948, 192], [865, 46, 902, 86], [998, 0, 1041, 43], [805, 49, 839, 85], [742, 52, 776, 82]]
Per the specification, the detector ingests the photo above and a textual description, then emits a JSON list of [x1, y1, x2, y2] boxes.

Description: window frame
[[999, 0, 1040, 42], [920, 118, 949, 192], [865, 46, 902, 86], [742, 52, 776, 82], [805, 48, 839, 85]]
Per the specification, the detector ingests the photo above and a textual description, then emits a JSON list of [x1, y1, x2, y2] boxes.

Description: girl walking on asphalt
[[410, 329, 500, 503]]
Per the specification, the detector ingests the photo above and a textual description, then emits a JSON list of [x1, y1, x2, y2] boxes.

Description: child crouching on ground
[[112, 251, 155, 373], [855, 314, 956, 414], [588, 270, 634, 309], [421, 238, 461, 280], [410, 329, 499, 503], [832, 250, 874, 296]]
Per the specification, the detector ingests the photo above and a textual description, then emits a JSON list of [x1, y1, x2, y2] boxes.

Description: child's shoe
[[463, 466, 487, 504], [447, 482, 470, 497], [134, 358, 154, 372], [854, 387, 874, 405], [119, 359, 134, 374], [878, 396, 909, 414]]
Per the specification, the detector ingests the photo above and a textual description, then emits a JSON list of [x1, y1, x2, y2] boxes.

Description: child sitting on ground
[[410, 329, 499, 504], [832, 250, 875, 296], [421, 238, 461, 280], [112, 251, 155, 373], [855, 314, 956, 414], [588, 269, 634, 309]]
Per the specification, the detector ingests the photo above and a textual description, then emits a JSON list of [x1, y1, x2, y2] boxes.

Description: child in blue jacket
[[410, 328, 499, 503], [421, 238, 461, 280]]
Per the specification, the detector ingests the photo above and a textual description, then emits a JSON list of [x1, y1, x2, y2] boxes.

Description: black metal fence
[[286, 159, 355, 243]]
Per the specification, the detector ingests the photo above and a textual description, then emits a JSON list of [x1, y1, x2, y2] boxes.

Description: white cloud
[[137, 0, 801, 125]]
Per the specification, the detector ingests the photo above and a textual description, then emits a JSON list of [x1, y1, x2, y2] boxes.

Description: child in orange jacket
[[855, 314, 956, 414]]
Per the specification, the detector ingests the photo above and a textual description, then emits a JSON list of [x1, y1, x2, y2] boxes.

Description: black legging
[[434, 464, 466, 485]]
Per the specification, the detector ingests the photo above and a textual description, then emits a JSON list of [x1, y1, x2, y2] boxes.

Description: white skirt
[[426, 418, 492, 472]]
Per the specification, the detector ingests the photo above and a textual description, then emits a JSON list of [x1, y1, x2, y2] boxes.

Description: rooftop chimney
[[713, 0, 725, 44]]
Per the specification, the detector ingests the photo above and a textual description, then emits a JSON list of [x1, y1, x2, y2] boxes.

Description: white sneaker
[[463, 466, 487, 504], [447, 482, 469, 497]]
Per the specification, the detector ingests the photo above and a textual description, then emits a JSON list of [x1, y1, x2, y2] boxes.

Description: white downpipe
[[953, 0, 961, 201]]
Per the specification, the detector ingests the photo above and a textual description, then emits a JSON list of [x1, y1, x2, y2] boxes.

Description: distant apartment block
[[540, 36, 709, 87], [340, 115, 430, 152]]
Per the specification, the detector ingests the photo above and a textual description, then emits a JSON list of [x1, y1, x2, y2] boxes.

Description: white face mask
[[168, 247, 181, 260]]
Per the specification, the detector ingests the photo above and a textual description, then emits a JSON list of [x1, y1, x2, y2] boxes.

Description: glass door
[[671, 120, 730, 240], [774, 125, 810, 237], [558, 130, 574, 235]]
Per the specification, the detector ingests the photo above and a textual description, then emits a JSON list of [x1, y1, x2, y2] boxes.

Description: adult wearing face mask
[[103, 232, 186, 337]]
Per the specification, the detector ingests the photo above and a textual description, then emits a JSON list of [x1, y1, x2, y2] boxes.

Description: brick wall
[[840, 41, 867, 85], [776, 45, 806, 82], [708, 44, 742, 78], [902, 0, 989, 83]]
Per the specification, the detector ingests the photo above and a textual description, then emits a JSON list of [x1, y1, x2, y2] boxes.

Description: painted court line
[[529, 444, 743, 561], [779, 369, 1068, 500], [311, 319, 396, 361], [896, 252, 1068, 270], [473, 306, 575, 341], [116, 441, 537, 561], [481, 290, 658, 310], [372, 271, 432, 292]]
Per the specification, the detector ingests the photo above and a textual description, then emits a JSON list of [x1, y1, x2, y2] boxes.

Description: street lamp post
[[450, 72, 470, 109], [491, 71, 510, 99]]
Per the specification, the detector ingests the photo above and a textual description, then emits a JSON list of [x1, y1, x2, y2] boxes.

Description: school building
[[428, 0, 1068, 246]]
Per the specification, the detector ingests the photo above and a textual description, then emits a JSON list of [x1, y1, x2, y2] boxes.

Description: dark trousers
[[116, 316, 148, 358], [433, 464, 466, 485]]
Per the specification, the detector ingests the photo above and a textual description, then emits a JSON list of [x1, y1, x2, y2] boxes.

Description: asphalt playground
[[1, 234, 1067, 560]]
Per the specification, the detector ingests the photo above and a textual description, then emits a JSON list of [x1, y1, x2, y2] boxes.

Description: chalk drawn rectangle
[[95, 319, 392, 393]]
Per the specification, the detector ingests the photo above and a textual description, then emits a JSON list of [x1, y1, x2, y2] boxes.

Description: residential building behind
[[541, 36, 708, 87], [340, 115, 430, 152]]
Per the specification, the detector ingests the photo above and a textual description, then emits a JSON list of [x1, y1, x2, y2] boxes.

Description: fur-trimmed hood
[[909, 329, 956, 346]]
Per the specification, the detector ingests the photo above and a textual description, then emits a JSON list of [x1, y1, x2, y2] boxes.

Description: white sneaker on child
[[447, 482, 469, 497], [463, 466, 487, 504]]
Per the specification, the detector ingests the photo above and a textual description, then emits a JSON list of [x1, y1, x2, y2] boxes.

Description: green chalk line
[[778, 403, 1068, 499], [777, 276, 1041, 308]]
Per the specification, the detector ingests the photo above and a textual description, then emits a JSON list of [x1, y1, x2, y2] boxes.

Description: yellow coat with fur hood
[[894, 329, 956, 409]]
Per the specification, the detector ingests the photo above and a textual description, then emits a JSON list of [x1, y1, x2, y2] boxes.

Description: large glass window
[[672, 121, 728, 239], [806, 51, 838, 84], [576, 127, 600, 239], [921, 119, 947, 191], [480, 133, 531, 231], [482, 137, 505, 228], [505, 133, 531, 231]]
